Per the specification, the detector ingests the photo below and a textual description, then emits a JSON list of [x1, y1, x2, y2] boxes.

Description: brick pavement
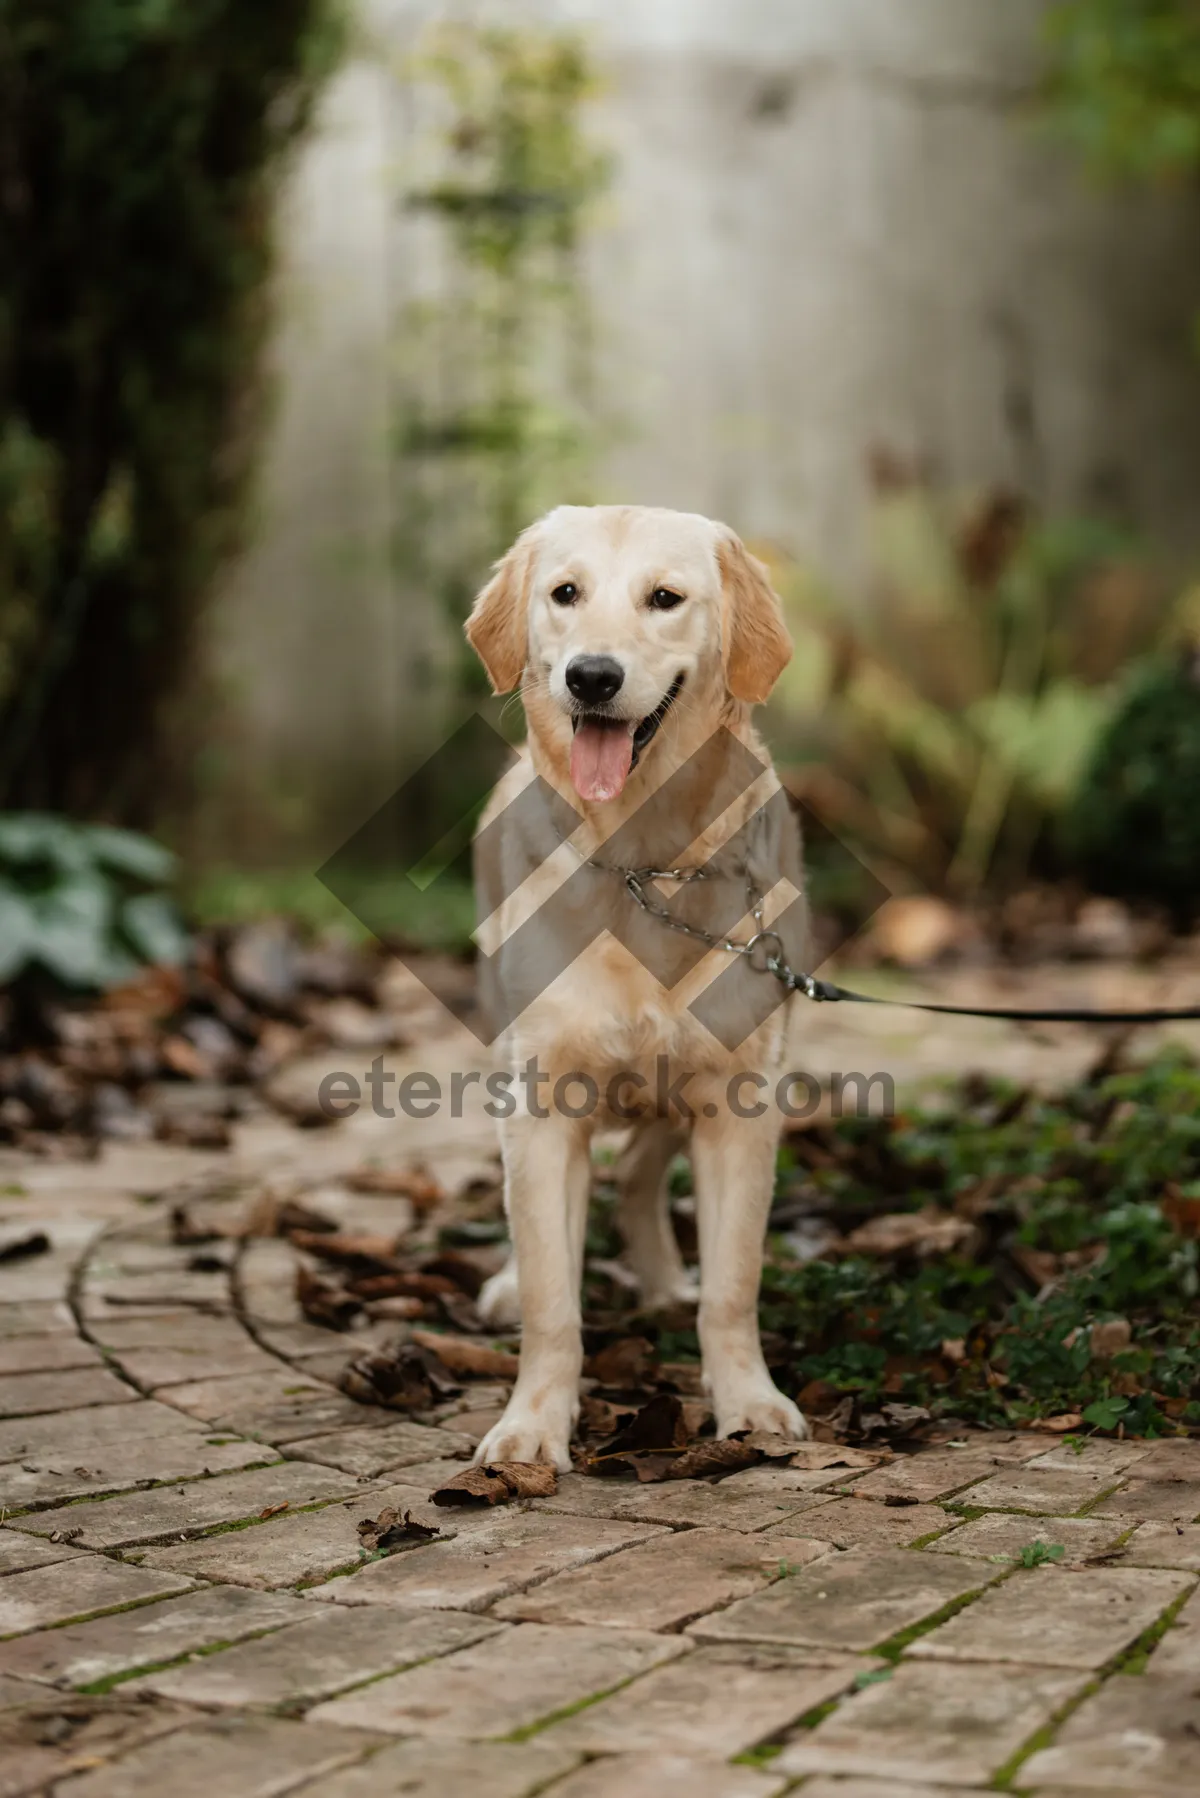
[[1, 1119, 1199, 1796]]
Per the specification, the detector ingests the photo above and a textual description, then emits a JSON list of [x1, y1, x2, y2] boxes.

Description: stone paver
[[563, 1477, 831, 1534], [946, 1465, 1117, 1515], [1030, 1440, 1152, 1478], [0, 1429, 277, 1509], [51, 1712, 384, 1798], [0, 1529, 87, 1575], [1093, 1477, 1200, 1524], [283, 1420, 474, 1477], [0, 1366, 136, 1418], [0, 1585, 306, 1689], [762, 1496, 958, 1548], [0, 1556, 193, 1635], [291, 1739, 582, 1798], [1023, 1673, 1200, 1792], [908, 1565, 1193, 1668], [138, 1480, 480, 1589], [309, 1621, 686, 1739], [495, 1528, 830, 1632], [690, 1545, 997, 1651], [0, 1332, 103, 1374], [849, 1453, 996, 1504], [0, 1691, 192, 1796], [135, 1606, 500, 1708], [797, 1784, 985, 1798], [13, 1461, 357, 1551], [0, 1397, 206, 1463], [1146, 1582, 1200, 1675], [926, 1512, 1125, 1564], [314, 1510, 664, 1613], [1122, 1521, 1200, 1570], [6, 1066, 1199, 1796], [0, 1301, 72, 1338], [547, 1642, 870, 1757], [778, 1660, 1086, 1784], [539, 1755, 789, 1798]]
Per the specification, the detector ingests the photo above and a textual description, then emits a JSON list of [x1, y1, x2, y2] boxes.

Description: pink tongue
[[570, 721, 634, 802]]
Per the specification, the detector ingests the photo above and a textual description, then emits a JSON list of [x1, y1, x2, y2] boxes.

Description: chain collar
[[557, 829, 828, 1001]]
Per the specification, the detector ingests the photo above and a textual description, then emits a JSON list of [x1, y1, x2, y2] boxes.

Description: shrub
[[0, 1, 343, 824], [1064, 654, 1200, 923]]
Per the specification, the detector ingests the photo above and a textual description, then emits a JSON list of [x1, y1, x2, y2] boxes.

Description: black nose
[[565, 654, 625, 706]]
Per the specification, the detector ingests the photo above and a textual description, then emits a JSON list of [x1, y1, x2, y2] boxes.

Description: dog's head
[[465, 505, 791, 802]]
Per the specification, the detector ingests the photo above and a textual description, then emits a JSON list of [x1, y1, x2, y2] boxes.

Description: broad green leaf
[[0, 880, 37, 982], [87, 825, 176, 885], [120, 892, 189, 966]]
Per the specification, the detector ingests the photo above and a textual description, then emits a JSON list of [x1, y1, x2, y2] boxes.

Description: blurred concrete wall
[[204, 0, 1200, 863]]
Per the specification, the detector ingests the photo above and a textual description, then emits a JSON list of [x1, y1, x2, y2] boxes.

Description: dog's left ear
[[717, 532, 793, 704], [465, 528, 537, 693]]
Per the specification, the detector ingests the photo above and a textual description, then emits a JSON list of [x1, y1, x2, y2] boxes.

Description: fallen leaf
[[584, 1393, 690, 1478], [290, 1230, 402, 1268], [584, 1336, 657, 1388], [785, 1444, 888, 1471], [0, 1229, 50, 1263], [410, 1331, 519, 1379], [357, 1505, 440, 1551], [665, 1438, 761, 1481], [347, 1271, 460, 1302], [419, 1251, 487, 1298], [1162, 1184, 1200, 1239], [734, 1431, 812, 1459], [340, 1342, 460, 1411], [431, 1462, 557, 1507], [296, 1266, 360, 1332], [844, 1207, 975, 1259], [1029, 1412, 1084, 1433], [362, 1296, 428, 1322], [1088, 1318, 1132, 1359], [259, 1501, 289, 1519], [347, 1165, 444, 1209]]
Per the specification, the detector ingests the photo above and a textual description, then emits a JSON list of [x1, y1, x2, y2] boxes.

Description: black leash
[[784, 971, 1200, 1029], [583, 842, 1200, 1030]]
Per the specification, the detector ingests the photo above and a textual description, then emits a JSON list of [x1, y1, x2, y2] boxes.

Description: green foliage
[[1064, 656, 1200, 923], [763, 1049, 1200, 1432], [0, 1, 343, 822], [1047, 0, 1200, 179], [0, 813, 188, 988], [775, 472, 1167, 899], [1016, 1541, 1065, 1567]]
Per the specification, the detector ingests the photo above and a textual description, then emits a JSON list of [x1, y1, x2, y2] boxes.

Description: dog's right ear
[[465, 529, 537, 694]]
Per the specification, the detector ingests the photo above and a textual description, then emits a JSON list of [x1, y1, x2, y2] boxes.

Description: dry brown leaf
[[1088, 1319, 1132, 1359], [357, 1505, 439, 1550], [259, 1501, 289, 1520], [431, 1461, 556, 1507], [340, 1342, 459, 1411], [1162, 1184, 1200, 1240], [583, 1393, 690, 1478], [362, 1296, 428, 1322], [584, 1337, 657, 1388], [664, 1438, 761, 1481], [296, 1266, 360, 1332], [410, 1330, 519, 1379], [347, 1165, 444, 1209], [1029, 1412, 1084, 1433], [785, 1443, 888, 1470], [844, 1207, 975, 1259], [290, 1230, 402, 1267]]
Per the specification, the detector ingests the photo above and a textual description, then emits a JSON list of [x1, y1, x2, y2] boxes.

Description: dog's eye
[[551, 582, 579, 606], [648, 587, 685, 611]]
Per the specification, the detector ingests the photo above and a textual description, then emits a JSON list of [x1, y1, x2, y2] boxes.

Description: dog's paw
[[473, 1391, 576, 1472], [476, 1261, 522, 1328], [714, 1381, 809, 1443], [640, 1270, 700, 1311]]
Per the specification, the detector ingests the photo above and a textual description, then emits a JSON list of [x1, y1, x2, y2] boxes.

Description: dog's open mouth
[[569, 673, 684, 803]]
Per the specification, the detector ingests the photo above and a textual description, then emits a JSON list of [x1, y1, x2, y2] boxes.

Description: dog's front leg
[[473, 1108, 590, 1470], [691, 1081, 809, 1441]]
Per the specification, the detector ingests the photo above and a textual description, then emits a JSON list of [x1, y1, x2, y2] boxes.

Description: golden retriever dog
[[464, 503, 809, 1468]]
